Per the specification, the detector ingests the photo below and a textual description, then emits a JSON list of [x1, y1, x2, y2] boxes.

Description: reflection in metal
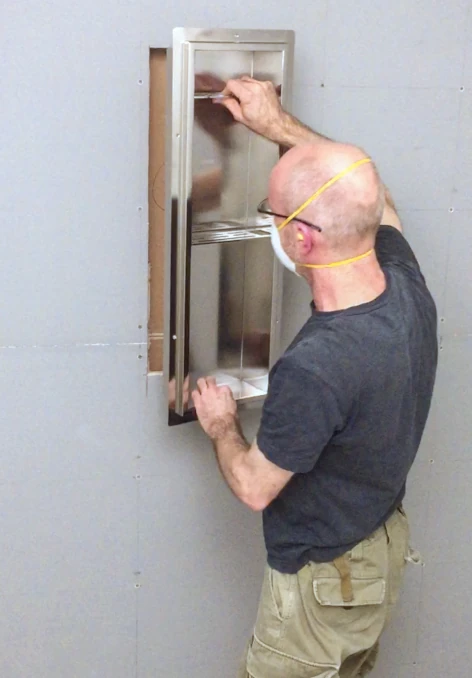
[[165, 28, 294, 425]]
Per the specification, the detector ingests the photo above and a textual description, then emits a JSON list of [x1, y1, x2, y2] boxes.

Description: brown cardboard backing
[[148, 49, 167, 372]]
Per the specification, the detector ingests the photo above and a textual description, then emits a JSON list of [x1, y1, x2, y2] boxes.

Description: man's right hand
[[217, 76, 287, 142], [217, 76, 327, 149]]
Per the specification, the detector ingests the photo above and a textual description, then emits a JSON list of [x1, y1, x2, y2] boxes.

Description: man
[[192, 77, 437, 678]]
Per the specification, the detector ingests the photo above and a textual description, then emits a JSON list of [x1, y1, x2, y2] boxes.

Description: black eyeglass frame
[[257, 199, 323, 233]]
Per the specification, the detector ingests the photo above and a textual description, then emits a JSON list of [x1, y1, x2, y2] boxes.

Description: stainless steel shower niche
[[164, 28, 294, 425]]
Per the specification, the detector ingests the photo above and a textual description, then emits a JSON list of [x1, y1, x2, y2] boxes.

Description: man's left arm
[[192, 377, 293, 511]]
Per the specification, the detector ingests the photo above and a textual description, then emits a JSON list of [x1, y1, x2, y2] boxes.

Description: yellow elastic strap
[[277, 157, 372, 232], [303, 248, 374, 269]]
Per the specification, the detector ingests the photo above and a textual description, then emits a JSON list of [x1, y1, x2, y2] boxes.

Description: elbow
[[230, 457, 272, 512], [239, 488, 271, 512]]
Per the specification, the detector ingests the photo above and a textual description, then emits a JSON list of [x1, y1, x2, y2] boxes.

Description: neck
[[304, 252, 386, 312]]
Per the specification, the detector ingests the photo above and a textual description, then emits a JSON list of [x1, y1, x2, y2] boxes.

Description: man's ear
[[296, 225, 314, 253]]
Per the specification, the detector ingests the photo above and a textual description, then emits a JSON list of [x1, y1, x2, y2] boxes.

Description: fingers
[[221, 76, 277, 101], [236, 77, 277, 93], [221, 78, 252, 100], [217, 96, 242, 121], [196, 377, 208, 393], [192, 388, 201, 410], [196, 376, 218, 393], [220, 385, 233, 398]]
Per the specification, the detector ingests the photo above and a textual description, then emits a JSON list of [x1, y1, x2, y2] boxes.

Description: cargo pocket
[[312, 526, 388, 610], [247, 566, 340, 678], [308, 530, 389, 657]]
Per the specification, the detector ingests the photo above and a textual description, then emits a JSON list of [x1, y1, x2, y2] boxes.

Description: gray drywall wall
[[1, 1, 470, 676]]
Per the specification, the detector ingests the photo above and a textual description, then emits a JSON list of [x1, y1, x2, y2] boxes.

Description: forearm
[[212, 416, 251, 502], [271, 111, 333, 148], [192, 375, 292, 511], [384, 186, 397, 212]]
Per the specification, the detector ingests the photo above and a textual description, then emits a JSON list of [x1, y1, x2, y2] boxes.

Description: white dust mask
[[270, 219, 300, 276]]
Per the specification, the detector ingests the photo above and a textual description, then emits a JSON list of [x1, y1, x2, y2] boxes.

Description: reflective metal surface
[[166, 28, 294, 424], [192, 49, 284, 230], [188, 236, 274, 407]]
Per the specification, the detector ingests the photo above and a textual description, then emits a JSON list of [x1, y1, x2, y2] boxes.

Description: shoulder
[[375, 225, 423, 278], [270, 327, 360, 407]]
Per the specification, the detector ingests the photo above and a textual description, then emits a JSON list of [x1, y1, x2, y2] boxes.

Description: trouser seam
[[253, 632, 339, 671]]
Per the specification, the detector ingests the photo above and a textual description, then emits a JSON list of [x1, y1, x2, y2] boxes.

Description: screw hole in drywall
[[138, 79, 143, 85], [138, 324, 143, 329], [449, 207, 454, 213], [138, 354, 143, 360], [460, 86, 465, 92], [134, 583, 141, 589]]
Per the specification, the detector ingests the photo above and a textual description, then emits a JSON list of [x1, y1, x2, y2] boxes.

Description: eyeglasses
[[256, 198, 323, 232]]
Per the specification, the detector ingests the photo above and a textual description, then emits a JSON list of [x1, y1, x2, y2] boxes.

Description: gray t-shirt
[[257, 226, 438, 573]]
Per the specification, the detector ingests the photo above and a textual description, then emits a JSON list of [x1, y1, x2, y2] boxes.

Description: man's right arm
[[381, 186, 403, 233], [220, 76, 403, 232]]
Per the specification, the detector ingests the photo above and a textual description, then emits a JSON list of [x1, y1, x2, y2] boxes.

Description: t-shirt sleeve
[[257, 356, 344, 474], [376, 225, 421, 274]]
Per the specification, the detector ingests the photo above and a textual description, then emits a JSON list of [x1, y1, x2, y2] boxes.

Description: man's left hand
[[192, 377, 237, 441]]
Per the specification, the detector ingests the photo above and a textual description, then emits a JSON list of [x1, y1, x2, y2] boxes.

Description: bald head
[[269, 142, 385, 252]]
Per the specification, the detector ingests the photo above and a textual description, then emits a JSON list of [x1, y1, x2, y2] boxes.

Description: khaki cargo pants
[[238, 507, 411, 678]]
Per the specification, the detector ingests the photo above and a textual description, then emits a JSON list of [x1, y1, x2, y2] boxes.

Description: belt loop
[[333, 555, 354, 604]]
